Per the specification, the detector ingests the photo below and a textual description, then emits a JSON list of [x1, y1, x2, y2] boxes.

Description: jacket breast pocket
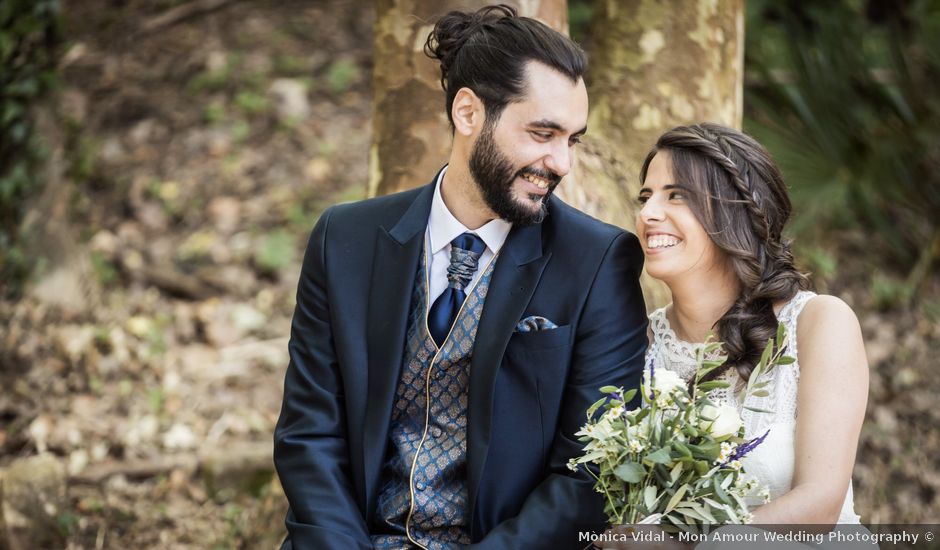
[[506, 323, 572, 353]]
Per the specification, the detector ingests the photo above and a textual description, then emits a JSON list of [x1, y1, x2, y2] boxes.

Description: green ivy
[[0, 0, 62, 296]]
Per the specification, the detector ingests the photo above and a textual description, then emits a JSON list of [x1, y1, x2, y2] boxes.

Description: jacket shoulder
[[546, 196, 637, 248]]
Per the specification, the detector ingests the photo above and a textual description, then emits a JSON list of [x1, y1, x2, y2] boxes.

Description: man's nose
[[544, 142, 571, 178]]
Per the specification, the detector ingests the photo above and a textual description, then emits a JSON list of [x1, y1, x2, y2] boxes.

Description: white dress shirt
[[426, 166, 512, 306]]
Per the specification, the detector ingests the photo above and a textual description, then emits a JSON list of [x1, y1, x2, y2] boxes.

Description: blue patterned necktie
[[428, 232, 486, 347]]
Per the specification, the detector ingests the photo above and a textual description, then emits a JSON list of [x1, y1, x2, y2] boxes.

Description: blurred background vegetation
[[0, 0, 936, 547]]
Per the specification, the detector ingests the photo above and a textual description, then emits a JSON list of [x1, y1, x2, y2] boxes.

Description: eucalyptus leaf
[[613, 462, 645, 483], [644, 485, 658, 510], [645, 447, 672, 465]]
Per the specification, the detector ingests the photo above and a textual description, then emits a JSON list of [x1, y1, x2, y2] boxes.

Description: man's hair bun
[[424, 5, 517, 90]]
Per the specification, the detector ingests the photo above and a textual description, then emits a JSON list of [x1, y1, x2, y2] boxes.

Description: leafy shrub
[[744, 1, 940, 283], [0, 0, 62, 295]]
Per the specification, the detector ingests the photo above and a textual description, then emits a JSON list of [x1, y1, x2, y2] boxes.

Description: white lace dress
[[645, 291, 862, 524]]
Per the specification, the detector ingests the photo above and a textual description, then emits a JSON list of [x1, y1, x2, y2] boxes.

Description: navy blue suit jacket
[[274, 176, 648, 549]]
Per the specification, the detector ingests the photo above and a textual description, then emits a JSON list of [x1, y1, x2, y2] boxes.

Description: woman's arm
[[750, 295, 869, 525]]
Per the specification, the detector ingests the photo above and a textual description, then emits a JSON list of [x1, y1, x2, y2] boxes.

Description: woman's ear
[[452, 87, 484, 137]]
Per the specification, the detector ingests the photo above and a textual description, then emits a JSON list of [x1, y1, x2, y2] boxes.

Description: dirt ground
[[0, 1, 937, 548]]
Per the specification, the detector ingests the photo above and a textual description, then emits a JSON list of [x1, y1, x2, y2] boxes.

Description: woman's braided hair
[[640, 123, 812, 382]]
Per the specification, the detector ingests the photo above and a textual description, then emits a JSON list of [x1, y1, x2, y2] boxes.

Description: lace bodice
[[645, 291, 861, 523]]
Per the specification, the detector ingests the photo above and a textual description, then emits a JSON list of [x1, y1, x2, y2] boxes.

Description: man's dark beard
[[468, 123, 561, 226]]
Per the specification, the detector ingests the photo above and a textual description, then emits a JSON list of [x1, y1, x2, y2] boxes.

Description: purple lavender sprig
[[648, 359, 656, 402], [726, 429, 770, 463]]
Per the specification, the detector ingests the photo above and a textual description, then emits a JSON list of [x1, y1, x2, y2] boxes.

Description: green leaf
[[697, 381, 731, 393], [645, 447, 672, 465], [674, 441, 693, 459], [669, 462, 683, 484], [613, 462, 645, 483], [695, 502, 718, 523], [664, 484, 689, 513], [677, 506, 707, 522], [586, 396, 607, 418], [599, 385, 620, 394], [713, 475, 730, 503], [644, 485, 658, 510], [622, 388, 637, 404]]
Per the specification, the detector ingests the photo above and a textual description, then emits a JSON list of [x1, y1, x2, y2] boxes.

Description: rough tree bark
[[370, 0, 744, 308], [558, 0, 744, 307], [369, 0, 567, 197]]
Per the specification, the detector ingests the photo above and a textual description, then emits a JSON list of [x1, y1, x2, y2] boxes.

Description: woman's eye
[[637, 195, 649, 204], [669, 191, 685, 201]]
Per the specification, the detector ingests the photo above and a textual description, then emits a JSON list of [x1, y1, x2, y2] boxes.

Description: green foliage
[[234, 90, 269, 116], [871, 272, 914, 311], [744, 1, 940, 277], [325, 59, 360, 94], [255, 229, 295, 274], [568, 0, 594, 45], [0, 0, 62, 295]]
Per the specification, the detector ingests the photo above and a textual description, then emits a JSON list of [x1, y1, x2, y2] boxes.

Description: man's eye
[[531, 131, 552, 140], [569, 136, 582, 146]]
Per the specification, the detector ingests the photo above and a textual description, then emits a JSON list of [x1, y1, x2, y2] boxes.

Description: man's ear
[[452, 87, 484, 137]]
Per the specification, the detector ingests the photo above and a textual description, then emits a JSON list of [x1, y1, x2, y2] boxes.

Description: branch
[[138, 0, 242, 36], [71, 441, 273, 485]]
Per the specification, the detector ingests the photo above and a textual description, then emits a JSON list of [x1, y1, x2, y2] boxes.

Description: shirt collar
[[428, 166, 513, 255]]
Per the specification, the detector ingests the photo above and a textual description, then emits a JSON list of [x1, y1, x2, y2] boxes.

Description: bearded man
[[273, 5, 647, 549]]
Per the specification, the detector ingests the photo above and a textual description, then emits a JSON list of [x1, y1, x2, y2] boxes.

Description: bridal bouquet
[[568, 326, 793, 534]]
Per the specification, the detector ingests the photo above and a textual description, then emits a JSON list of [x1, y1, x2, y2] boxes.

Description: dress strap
[[776, 290, 817, 362]]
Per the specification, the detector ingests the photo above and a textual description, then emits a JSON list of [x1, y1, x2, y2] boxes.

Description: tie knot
[[445, 233, 485, 291], [451, 233, 485, 254]]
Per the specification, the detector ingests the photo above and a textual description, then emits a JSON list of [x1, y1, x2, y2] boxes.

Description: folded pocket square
[[515, 315, 559, 333]]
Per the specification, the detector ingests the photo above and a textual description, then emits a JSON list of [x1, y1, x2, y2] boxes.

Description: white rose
[[644, 367, 685, 396], [700, 403, 742, 438]]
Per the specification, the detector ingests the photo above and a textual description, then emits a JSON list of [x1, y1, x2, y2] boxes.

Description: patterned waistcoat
[[372, 249, 497, 550]]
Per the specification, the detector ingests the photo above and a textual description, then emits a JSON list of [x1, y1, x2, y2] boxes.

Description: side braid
[[639, 123, 812, 382]]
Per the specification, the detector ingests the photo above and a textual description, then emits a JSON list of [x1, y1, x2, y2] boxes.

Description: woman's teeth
[[647, 235, 681, 249], [522, 173, 550, 189]]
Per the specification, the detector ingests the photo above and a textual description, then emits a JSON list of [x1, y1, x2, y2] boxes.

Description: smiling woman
[[637, 123, 870, 529]]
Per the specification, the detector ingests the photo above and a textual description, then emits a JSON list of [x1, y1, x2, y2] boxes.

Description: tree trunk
[[557, 0, 744, 308], [369, 0, 567, 197]]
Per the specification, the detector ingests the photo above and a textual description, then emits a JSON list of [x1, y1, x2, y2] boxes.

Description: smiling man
[[273, 5, 648, 549]]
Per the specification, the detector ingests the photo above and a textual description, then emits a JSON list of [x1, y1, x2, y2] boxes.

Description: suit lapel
[[363, 183, 434, 514], [467, 220, 551, 514]]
